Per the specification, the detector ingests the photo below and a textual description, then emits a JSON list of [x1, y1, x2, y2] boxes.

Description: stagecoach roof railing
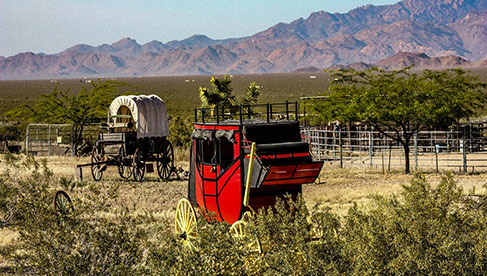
[[194, 101, 299, 125]]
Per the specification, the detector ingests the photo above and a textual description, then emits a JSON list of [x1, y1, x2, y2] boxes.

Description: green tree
[[199, 75, 235, 107], [6, 80, 126, 155], [242, 82, 261, 106], [168, 116, 192, 149], [306, 68, 487, 173], [199, 76, 261, 108]]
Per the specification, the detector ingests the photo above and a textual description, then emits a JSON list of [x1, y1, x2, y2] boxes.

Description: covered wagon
[[89, 95, 174, 181]]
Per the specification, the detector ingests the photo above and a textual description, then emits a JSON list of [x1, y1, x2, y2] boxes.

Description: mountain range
[[1, 0, 486, 80]]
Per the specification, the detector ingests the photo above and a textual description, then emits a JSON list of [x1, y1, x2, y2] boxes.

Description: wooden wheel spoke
[[175, 199, 198, 250], [157, 141, 174, 180]]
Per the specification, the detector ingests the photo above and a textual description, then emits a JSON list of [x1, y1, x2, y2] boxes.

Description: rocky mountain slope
[[1, 0, 486, 79], [324, 51, 486, 71]]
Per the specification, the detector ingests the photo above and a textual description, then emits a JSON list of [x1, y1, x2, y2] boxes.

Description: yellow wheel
[[241, 211, 254, 221], [308, 213, 326, 240], [230, 220, 247, 239], [230, 220, 262, 253], [175, 199, 197, 250]]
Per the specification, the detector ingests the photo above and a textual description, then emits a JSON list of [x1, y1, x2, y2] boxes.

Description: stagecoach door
[[193, 128, 242, 223]]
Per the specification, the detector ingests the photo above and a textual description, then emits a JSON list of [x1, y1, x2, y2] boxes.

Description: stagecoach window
[[219, 137, 234, 171], [195, 136, 234, 169], [198, 139, 215, 164]]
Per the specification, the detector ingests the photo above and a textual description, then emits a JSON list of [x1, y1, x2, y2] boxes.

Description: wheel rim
[[133, 162, 145, 182], [132, 148, 145, 182], [157, 141, 174, 180], [118, 146, 132, 179], [91, 150, 103, 181], [54, 190, 73, 215], [230, 219, 262, 253], [309, 213, 325, 240], [175, 199, 197, 250], [230, 220, 247, 239]]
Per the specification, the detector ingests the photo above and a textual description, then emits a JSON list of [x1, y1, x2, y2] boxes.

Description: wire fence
[[302, 126, 487, 173], [25, 123, 102, 156]]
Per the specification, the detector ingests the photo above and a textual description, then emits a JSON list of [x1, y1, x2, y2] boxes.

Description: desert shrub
[[168, 116, 192, 150], [147, 217, 247, 275], [147, 197, 344, 276], [343, 173, 487, 275], [0, 153, 53, 228], [0, 123, 26, 142], [0, 154, 151, 275], [245, 197, 345, 275], [3, 154, 487, 275]]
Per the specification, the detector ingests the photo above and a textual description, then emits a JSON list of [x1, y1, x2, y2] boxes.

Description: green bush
[[168, 116, 192, 150], [343, 173, 487, 275], [2, 155, 487, 275]]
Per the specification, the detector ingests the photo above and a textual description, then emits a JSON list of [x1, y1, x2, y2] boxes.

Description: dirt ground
[[6, 155, 487, 215]]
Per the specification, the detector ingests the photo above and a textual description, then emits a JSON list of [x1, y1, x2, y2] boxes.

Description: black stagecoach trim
[[216, 163, 240, 197], [194, 102, 299, 125]]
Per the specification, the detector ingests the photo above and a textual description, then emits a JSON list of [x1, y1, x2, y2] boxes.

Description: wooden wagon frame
[[77, 95, 174, 182]]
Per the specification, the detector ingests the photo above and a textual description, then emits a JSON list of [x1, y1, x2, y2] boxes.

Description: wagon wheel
[[308, 212, 330, 240], [91, 148, 103, 181], [132, 149, 145, 182], [175, 198, 198, 250], [157, 140, 174, 180], [230, 220, 263, 253], [54, 190, 74, 216], [118, 146, 132, 179]]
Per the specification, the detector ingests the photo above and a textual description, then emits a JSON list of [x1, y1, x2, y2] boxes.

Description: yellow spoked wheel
[[175, 199, 197, 250], [241, 211, 254, 221], [230, 220, 262, 253], [308, 213, 326, 240]]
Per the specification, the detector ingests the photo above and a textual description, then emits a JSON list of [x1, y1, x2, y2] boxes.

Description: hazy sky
[[0, 0, 399, 57]]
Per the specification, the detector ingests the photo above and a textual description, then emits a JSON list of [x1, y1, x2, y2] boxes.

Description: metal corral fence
[[25, 123, 102, 156], [302, 125, 487, 173]]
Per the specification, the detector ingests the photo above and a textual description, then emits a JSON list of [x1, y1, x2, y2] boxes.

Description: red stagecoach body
[[188, 103, 323, 224]]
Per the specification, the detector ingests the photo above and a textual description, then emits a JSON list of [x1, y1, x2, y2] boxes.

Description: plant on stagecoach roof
[[199, 75, 261, 108], [305, 67, 487, 174], [5, 79, 127, 155]]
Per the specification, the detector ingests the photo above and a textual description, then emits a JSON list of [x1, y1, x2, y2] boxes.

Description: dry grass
[[304, 164, 487, 217], [3, 155, 486, 217], [1, 154, 487, 268]]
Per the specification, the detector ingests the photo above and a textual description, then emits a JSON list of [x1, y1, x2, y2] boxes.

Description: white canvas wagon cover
[[108, 95, 169, 138]]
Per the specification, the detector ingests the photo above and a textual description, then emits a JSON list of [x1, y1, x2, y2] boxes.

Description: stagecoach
[[175, 102, 324, 250], [86, 95, 174, 182]]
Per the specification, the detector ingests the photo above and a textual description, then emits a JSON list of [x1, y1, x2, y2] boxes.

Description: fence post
[[369, 127, 373, 168], [339, 126, 343, 168], [25, 125, 30, 154], [414, 132, 418, 171], [462, 138, 467, 173], [48, 124, 51, 156], [388, 143, 392, 173], [381, 137, 385, 174], [318, 129, 322, 161]]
